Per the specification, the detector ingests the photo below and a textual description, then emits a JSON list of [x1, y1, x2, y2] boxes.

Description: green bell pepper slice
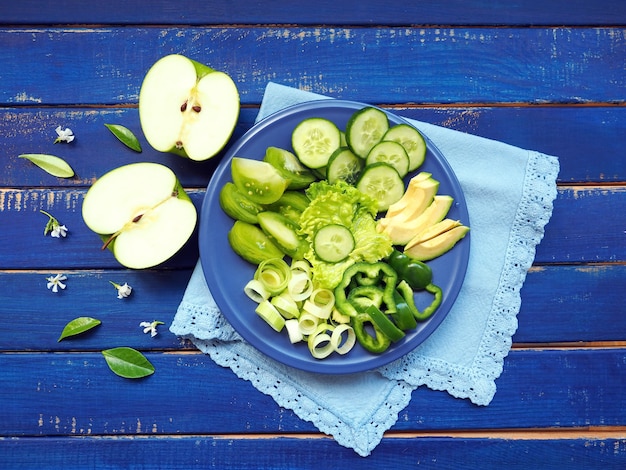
[[397, 279, 443, 322], [334, 262, 398, 318], [362, 305, 405, 343], [391, 289, 418, 331], [352, 312, 392, 354], [348, 285, 384, 311]]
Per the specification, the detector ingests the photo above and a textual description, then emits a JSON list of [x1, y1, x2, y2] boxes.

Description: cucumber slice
[[291, 117, 341, 169], [345, 106, 389, 158], [313, 224, 355, 263], [383, 123, 426, 171], [356, 162, 404, 212], [365, 141, 410, 178], [326, 147, 364, 185]]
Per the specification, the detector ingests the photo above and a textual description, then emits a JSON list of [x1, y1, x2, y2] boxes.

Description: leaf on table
[[104, 124, 142, 152], [102, 347, 155, 379], [58, 317, 101, 341], [18, 153, 75, 178]]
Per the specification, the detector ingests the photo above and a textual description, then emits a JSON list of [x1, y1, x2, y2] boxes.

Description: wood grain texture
[[0, 186, 623, 269], [2, 5, 625, 467], [1, 435, 625, 470], [2, 350, 625, 436], [0, 27, 623, 106], [1, 264, 624, 352], [2, 0, 626, 26], [3, 105, 626, 188]]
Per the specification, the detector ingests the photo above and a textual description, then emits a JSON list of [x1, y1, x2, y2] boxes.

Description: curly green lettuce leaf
[[299, 181, 393, 289]]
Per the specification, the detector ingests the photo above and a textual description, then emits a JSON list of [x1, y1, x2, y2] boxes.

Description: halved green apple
[[138, 54, 240, 161], [82, 162, 197, 269]]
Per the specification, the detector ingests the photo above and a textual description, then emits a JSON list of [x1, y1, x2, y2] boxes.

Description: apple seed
[[180, 101, 188, 112], [192, 105, 201, 113]]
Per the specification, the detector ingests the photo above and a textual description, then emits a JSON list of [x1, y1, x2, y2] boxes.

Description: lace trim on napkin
[[170, 302, 241, 342], [171, 302, 414, 457], [381, 150, 559, 405]]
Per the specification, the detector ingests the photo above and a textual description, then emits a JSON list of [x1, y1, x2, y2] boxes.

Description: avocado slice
[[404, 225, 469, 261], [382, 195, 453, 245]]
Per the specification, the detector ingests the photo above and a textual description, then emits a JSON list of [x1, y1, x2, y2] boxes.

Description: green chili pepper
[[397, 279, 443, 322], [387, 249, 433, 290], [352, 312, 392, 354], [334, 262, 398, 317]]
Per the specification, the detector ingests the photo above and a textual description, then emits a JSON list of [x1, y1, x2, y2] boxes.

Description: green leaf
[[58, 317, 101, 342], [104, 124, 142, 152], [102, 347, 155, 379], [18, 154, 75, 178]]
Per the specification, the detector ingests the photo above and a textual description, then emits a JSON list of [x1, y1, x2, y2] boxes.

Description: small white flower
[[50, 224, 68, 238], [40, 210, 68, 238], [54, 125, 75, 143], [140, 320, 164, 337], [46, 273, 67, 293], [110, 281, 132, 299]]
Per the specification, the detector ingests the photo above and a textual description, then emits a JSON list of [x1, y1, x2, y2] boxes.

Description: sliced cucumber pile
[[223, 105, 432, 266], [322, 106, 428, 211]]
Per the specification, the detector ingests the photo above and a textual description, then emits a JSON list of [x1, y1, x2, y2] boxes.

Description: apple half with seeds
[[82, 162, 197, 269], [139, 54, 240, 161]]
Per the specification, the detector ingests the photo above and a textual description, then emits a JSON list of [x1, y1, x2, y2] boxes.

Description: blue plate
[[199, 100, 470, 374]]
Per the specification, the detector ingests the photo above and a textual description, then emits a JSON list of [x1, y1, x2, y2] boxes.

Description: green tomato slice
[[231, 157, 288, 205]]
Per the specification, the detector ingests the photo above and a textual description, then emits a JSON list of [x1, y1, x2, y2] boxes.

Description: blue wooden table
[[1, 2, 625, 468]]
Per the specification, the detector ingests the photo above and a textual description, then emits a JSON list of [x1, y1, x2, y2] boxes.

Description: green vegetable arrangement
[[221, 107, 467, 359]]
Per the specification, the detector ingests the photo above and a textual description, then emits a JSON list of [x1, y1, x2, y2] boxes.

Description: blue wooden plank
[[515, 265, 626, 343], [535, 187, 626, 264], [2, 0, 626, 26], [0, 27, 623, 105], [0, 107, 228, 189], [397, 106, 626, 184], [3, 106, 625, 188], [1, 186, 622, 269], [1, 350, 625, 435], [0, 270, 192, 351], [1, 435, 625, 470], [0, 188, 203, 270], [1, 264, 624, 352]]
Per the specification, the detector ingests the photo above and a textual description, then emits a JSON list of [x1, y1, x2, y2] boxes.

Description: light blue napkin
[[170, 82, 559, 456]]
